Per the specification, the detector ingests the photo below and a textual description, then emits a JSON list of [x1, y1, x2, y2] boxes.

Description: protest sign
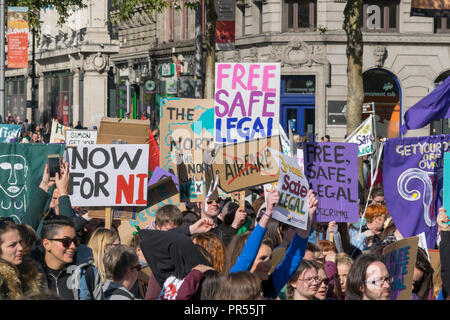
[[214, 63, 280, 143], [383, 135, 449, 249], [383, 237, 419, 300], [303, 142, 359, 223], [97, 117, 149, 144], [0, 124, 22, 143], [0, 143, 65, 222], [50, 120, 69, 143], [148, 166, 179, 189], [117, 195, 186, 246], [65, 129, 98, 146], [159, 97, 214, 202], [147, 177, 179, 208], [344, 115, 374, 157], [88, 207, 138, 220], [212, 136, 281, 193], [67, 144, 149, 207], [269, 149, 310, 230]]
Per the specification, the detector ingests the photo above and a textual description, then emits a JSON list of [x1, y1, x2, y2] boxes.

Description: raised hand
[[39, 163, 55, 192], [437, 207, 450, 232], [297, 189, 318, 239], [189, 217, 214, 235], [55, 159, 70, 196], [231, 208, 247, 229]]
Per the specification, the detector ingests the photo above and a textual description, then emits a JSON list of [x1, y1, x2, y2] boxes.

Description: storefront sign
[[161, 63, 175, 77]]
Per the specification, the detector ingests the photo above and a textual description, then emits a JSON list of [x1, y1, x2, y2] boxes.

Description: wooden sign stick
[[239, 190, 246, 209], [105, 207, 113, 230]]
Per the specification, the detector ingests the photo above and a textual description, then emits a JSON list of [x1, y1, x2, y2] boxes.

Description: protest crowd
[[0, 68, 449, 302]]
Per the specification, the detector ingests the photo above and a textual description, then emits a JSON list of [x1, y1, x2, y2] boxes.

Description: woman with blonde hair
[[87, 228, 120, 283]]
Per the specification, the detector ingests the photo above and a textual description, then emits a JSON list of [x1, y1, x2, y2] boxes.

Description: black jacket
[[30, 241, 103, 300], [440, 231, 450, 299]]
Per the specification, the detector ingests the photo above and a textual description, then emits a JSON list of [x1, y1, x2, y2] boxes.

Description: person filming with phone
[[22, 155, 74, 235]]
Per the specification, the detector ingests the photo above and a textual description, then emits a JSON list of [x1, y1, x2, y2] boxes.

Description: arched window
[[284, 0, 317, 30], [363, 69, 401, 138]]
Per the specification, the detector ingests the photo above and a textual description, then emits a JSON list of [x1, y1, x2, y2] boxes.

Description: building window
[[362, 1, 399, 32], [6, 77, 26, 123], [44, 72, 74, 126], [254, 0, 263, 34], [435, 17, 450, 33], [167, 5, 175, 41], [284, 0, 316, 30]]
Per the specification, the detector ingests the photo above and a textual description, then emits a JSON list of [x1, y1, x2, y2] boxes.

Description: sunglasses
[[48, 237, 79, 248], [207, 198, 221, 205], [131, 264, 142, 272]]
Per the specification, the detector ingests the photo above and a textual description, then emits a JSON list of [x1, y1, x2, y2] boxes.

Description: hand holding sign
[[231, 207, 247, 229], [437, 207, 450, 231], [296, 189, 319, 239]]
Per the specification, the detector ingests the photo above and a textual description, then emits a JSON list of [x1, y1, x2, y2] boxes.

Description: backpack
[[67, 263, 104, 300]]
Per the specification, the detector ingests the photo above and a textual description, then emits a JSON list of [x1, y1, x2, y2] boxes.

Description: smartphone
[[48, 154, 61, 181]]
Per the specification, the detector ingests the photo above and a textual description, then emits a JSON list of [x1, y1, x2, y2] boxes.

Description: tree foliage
[[7, 0, 86, 32]]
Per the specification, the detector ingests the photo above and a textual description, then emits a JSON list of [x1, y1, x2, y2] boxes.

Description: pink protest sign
[[214, 63, 280, 144]]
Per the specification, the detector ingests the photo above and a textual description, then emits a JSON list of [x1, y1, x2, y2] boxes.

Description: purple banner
[[148, 166, 179, 191], [304, 142, 359, 223], [383, 135, 449, 249]]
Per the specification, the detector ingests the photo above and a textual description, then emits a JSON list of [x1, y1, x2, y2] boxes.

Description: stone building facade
[[113, 0, 449, 140], [6, 0, 450, 138]]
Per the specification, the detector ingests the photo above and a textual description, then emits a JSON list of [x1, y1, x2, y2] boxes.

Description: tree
[[8, 0, 87, 31], [343, 0, 365, 191], [112, 0, 217, 99]]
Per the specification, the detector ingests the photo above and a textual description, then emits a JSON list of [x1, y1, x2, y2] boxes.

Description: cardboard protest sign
[[303, 142, 359, 223], [88, 207, 138, 220], [148, 166, 179, 189], [0, 124, 22, 143], [383, 135, 449, 249], [97, 118, 149, 144], [65, 129, 98, 147], [269, 149, 310, 230], [383, 237, 419, 300], [50, 120, 69, 143], [0, 143, 65, 223], [67, 144, 149, 207], [212, 136, 280, 193], [159, 97, 214, 203], [147, 177, 178, 208], [117, 195, 186, 246], [214, 63, 280, 143], [344, 115, 374, 157]]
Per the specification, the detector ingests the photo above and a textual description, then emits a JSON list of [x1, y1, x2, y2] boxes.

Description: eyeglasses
[[207, 198, 221, 205], [48, 237, 79, 249], [365, 276, 394, 288], [299, 276, 322, 284], [371, 200, 386, 205], [131, 264, 142, 272]]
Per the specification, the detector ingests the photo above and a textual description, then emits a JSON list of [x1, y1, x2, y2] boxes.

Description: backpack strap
[[104, 287, 135, 300]]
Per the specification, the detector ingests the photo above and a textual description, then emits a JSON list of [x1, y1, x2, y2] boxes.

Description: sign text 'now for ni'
[[67, 144, 149, 207]]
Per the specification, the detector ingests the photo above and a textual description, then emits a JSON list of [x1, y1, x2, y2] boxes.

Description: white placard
[[50, 120, 69, 144], [65, 129, 98, 146], [67, 144, 149, 207]]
